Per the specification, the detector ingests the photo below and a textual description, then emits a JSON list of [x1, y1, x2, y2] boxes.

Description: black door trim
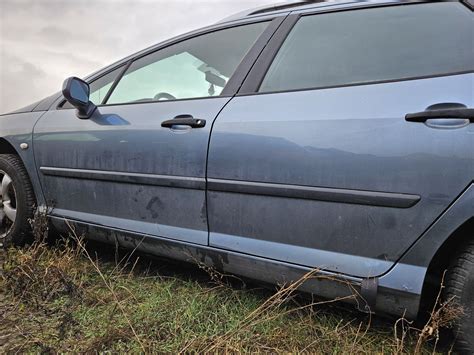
[[40, 167, 206, 190], [208, 178, 420, 208]]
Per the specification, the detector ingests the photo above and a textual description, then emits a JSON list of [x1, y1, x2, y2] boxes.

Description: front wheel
[[0, 154, 36, 247], [446, 240, 474, 353]]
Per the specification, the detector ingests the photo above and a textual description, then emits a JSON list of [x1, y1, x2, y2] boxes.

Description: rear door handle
[[405, 108, 474, 123], [161, 114, 206, 128]]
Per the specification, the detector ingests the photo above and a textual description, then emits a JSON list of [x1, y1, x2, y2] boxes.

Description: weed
[[0, 212, 460, 353]]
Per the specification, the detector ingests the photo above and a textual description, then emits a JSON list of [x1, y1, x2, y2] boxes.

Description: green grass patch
[[0, 236, 452, 353]]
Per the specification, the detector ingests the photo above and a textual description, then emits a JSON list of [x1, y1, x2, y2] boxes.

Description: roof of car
[[217, 0, 423, 24]]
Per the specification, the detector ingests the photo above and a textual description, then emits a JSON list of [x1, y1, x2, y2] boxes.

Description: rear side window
[[259, 3, 474, 93]]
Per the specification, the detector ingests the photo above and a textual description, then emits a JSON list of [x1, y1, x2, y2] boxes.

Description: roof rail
[[217, 0, 330, 23], [249, 0, 329, 15]]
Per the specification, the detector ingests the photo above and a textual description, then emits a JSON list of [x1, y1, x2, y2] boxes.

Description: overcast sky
[[0, 0, 278, 114]]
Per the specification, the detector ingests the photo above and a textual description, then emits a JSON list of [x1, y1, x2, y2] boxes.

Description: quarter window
[[89, 66, 124, 105], [107, 22, 268, 104], [259, 3, 473, 93]]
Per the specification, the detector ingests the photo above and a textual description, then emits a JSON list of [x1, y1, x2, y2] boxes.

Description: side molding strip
[[40, 167, 420, 208], [208, 178, 420, 208], [40, 167, 206, 190]]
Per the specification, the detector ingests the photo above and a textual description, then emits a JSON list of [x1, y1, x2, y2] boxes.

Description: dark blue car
[[1, 0, 473, 350]]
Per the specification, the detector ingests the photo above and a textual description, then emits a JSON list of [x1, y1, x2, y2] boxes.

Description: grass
[[0, 215, 461, 353]]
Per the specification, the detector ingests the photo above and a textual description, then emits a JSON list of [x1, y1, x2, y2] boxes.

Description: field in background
[[0, 217, 459, 353]]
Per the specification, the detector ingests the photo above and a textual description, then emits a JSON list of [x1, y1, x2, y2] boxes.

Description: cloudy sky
[[0, 0, 277, 114]]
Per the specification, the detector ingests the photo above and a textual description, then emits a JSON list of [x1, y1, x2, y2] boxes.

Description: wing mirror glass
[[62, 77, 97, 119]]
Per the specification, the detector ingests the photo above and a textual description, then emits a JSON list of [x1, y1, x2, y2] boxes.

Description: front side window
[[106, 22, 268, 104], [260, 3, 473, 93], [89, 66, 124, 105]]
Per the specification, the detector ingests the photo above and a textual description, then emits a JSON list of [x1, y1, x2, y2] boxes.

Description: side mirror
[[62, 77, 97, 119]]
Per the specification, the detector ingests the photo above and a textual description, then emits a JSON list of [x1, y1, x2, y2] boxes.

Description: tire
[[446, 240, 474, 353], [0, 154, 36, 247]]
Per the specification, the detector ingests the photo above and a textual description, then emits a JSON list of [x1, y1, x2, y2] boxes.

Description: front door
[[33, 21, 269, 245], [207, 2, 474, 276]]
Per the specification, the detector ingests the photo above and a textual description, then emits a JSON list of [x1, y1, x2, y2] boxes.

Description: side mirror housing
[[62, 77, 97, 119]]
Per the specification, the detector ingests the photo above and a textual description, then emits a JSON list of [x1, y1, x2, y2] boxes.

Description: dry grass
[[0, 212, 461, 353]]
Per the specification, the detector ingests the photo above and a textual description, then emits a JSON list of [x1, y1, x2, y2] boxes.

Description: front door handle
[[406, 107, 474, 123], [161, 114, 206, 128]]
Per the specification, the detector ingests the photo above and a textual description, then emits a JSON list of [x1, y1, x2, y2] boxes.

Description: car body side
[[0, 0, 473, 319]]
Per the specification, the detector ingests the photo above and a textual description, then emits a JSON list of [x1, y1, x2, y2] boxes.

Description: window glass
[[107, 22, 268, 104], [260, 3, 473, 93], [89, 66, 123, 104]]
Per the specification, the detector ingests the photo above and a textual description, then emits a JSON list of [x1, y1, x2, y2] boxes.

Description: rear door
[[207, 2, 474, 276], [33, 19, 273, 245]]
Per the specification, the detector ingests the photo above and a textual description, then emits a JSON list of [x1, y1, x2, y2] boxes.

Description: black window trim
[[461, 0, 474, 10], [220, 16, 286, 96], [239, 14, 300, 95], [101, 62, 132, 105], [238, 0, 473, 97], [55, 15, 285, 110]]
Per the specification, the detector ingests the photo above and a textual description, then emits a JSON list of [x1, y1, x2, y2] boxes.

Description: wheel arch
[[419, 217, 474, 316], [0, 136, 45, 208], [0, 138, 19, 155], [380, 185, 474, 319]]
